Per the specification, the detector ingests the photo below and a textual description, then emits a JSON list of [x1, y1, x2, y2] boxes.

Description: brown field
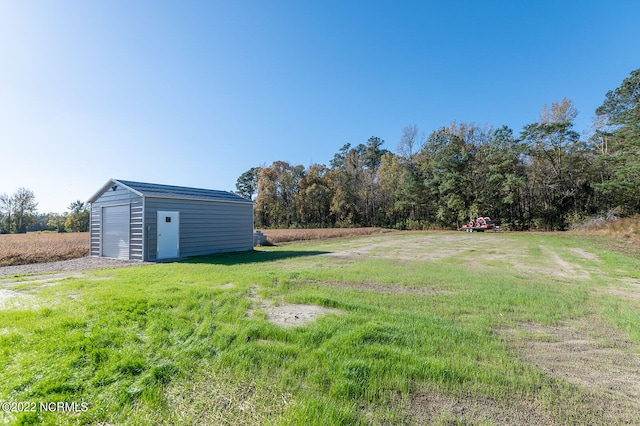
[[258, 227, 384, 244], [3, 219, 635, 266], [0, 232, 89, 266], [0, 229, 385, 266]]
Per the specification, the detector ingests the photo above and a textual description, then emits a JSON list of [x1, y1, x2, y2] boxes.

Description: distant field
[[0, 232, 88, 266], [1, 218, 637, 267], [259, 227, 384, 244], [0, 229, 385, 266]]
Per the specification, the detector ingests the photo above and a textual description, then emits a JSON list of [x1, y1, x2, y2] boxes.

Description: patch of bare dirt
[[0, 271, 115, 309], [408, 389, 557, 425], [322, 251, 365, 261], [299, 279, 445, 296], [503, 245, 598, 283], [0, 256, 145, 276], [0, 272, 86, 286], [262, 304, 339, 327], [0, 272, 86, 310], [247, 286, 340, 328], [321, 234, 604, 285], [538, 246, 591, 281], [599, 278, 640, 301], [570, 248, 602, 263], [602, 288, 640, 301], [323, 233, 517, 263], [498, 321, 640, 424], [0, 289, 37, 310], [620, 278, 640, 287]]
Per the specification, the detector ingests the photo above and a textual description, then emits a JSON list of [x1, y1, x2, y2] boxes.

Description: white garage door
[[102, 205, 130, 259]]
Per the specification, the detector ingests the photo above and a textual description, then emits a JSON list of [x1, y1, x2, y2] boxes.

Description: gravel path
[[0, 257, 149, 276]]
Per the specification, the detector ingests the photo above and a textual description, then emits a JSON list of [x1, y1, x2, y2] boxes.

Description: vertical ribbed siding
[[89, 180, 253, 261], [144, 197, 253, 261], [129, 201, 143, 260], [90, 204, 101, 257]]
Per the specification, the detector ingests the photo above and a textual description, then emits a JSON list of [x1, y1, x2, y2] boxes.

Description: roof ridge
[[89, 179, 253, 204], [117, 179, 231, 192]]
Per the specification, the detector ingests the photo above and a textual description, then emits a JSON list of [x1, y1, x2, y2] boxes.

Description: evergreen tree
[[594, 69, 640, 213]]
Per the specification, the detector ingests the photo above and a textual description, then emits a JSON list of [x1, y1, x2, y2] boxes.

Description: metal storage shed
[[88, 179, 254, 261]]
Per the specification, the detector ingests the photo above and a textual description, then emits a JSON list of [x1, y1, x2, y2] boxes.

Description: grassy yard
[[1, 232, 639, 425]]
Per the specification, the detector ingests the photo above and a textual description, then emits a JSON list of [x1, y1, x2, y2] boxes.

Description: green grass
[[1, 232, 639, 424]]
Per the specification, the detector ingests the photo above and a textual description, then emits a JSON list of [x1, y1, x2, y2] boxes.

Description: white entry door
[[157, 211, 179, 259]]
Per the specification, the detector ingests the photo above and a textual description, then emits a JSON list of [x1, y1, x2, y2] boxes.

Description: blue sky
[[1, 1, 639, 213]]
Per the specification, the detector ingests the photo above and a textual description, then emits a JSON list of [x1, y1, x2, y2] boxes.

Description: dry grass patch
[[165, 372, 294, 425], [320, 232, 507, 262], [299, 279, 446, 296], [575, 216, 640, 241], [570, 216, 640, 258], [257, 227, 384, 244], [498, 320, 640, 424], [0, 272, 86, 285], [603, 278, 640, 301], [569, 247, 602, 263], [409, 388, 558, 426], [0, 232, 88, 266]]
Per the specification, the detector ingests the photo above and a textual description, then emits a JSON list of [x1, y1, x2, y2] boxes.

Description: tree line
[[237, 69, 640, 231], [0, 189, 89, 234]]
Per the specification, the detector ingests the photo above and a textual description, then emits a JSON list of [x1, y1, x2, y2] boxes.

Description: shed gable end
[[89, 181, 143, 261]]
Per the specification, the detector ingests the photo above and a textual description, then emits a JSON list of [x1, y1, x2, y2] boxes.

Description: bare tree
[[0, 192, 14, 233], [538, 97, 578, 125], [397, 124, 425, 168]]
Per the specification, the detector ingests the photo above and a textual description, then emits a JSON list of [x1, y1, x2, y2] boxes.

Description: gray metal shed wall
[[144, 197, 253, 261], [89, 188, 144, 260]]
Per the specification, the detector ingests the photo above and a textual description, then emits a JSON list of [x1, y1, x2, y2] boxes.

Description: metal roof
[[89, 179, 253, 204]]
